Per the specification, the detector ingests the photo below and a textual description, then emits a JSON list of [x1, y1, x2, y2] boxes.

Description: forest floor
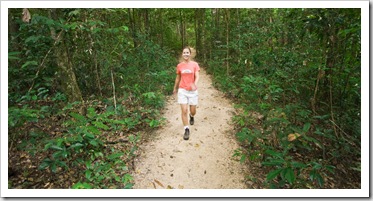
[[132, 67, 250, 189]]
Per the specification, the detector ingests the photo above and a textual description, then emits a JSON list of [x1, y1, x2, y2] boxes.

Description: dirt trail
[[132, 67, 248, 189]]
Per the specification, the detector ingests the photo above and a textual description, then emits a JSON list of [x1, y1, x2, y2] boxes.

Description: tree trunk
[[180, 10, 186, 48], [215, 8, 220, 42], [159, 9, 163, 48], [236, 9, 242, 65], [195, 8, 205, 62], [8, 9, 21, 51], [85, 11, 102, 97], [128, 8, 137, 47], [195, 9, 200, 60], [224, 9, 230, 76], [55, 33, 83, 103], [201, 9, 206, 62], [50, 9, 83, 104], [144, 9, 150, 38]]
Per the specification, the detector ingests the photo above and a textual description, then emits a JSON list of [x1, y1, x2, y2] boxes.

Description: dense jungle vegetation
[[7, 8, 361, 189]]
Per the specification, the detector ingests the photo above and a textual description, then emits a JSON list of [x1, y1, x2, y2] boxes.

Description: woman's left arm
[[193, 70, 200, 89]]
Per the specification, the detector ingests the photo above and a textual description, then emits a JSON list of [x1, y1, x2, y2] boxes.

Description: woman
[[173, 46, 200, 140]]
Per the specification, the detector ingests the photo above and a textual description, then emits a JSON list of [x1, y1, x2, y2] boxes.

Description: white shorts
[[178, 88, 199, 105]]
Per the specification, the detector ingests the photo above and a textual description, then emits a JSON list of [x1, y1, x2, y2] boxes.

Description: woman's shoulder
[[191, 61, 199, 65], [192, 61, 200, 67], [177, 61, 199, 67]]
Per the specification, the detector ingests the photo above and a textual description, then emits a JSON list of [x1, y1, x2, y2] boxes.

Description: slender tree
[[50, 9, 83, 103]]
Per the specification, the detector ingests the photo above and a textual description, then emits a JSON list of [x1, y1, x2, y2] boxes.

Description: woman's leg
[[180, 104, 189, 126], [189, 105, 196, 125], [190, 105, 197, 116], [189, 90, 198, 125], [181, 104, 190, 140]]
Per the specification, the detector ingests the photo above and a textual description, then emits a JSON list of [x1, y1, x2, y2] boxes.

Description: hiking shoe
[[183, 128, 190, 140], [189, 115, 194, 125]]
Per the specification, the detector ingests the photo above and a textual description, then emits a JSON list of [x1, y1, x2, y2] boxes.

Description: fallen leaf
[[154, 179, 164, 188], [167, 185, 173, 189], [288, 133, 301, 141]]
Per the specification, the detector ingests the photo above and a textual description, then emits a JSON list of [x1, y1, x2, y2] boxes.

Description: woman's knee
[[181, 105, 188, 115]]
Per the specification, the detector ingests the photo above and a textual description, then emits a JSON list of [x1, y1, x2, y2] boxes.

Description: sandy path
[[132, 67, 247, 189]]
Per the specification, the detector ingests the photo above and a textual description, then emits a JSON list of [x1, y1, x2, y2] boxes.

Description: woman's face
[[182, 48, 191, 61]]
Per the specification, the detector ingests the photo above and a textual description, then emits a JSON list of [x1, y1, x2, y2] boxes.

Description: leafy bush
[[38, 107, 137, 188], [8, 106, 44, 128]]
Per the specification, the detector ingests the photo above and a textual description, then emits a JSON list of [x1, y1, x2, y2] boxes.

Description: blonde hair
[[179, 46, 197, 62]]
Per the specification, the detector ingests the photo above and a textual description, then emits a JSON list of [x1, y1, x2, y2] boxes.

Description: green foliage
[[262, 149, 303, 188], [142, 92, 165, 109], [8, 51, 21, 60], [210, 8, 361, 188], [38, 108, 136, 188], [79, 151, 134, 189], [8, 12, 56, 104], [8, 106, 44, 128], [16, 131, 48, 157], [72, 182, 92, 189], [260, 149, 336, 188]]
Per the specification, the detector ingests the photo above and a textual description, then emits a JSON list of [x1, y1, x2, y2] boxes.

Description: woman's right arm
[[173, 74, 181, 94]]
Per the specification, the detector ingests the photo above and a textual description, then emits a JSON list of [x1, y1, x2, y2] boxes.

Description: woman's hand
[[190, 83, 197, 91], [173, 88, 178, 95]]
